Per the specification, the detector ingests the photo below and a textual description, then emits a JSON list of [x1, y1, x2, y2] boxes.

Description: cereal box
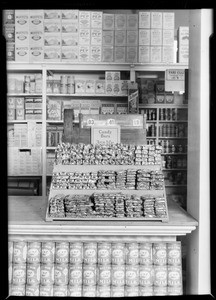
[[79, 28, 91, 45], [44, 33, 61, 46], [115, 14, 126, 30], [44, 46, 61, 61], [90, 45, 102, 62], [162, 46, 174, 63], [91, 11, 103, 28], [139, 29, 150, 45], [44, 10, 61, 19], [127, 14, 138, 30], [163, 29, 174, 46], [163, 12, 175, 29], [78, 45, 90, 62], [75, 79, 86, 93], [103, 14, 114, 30], [15, 10, 29, 31], [150, 46, 162, 63], [126, 46, 137, 63], [61, 46, 79, 62], [115, 30, 126, 46], [105, 81, 113, 95], [151, 12, 163, 28], [102, 30, 114, 46], [95, 80, 105, 94], [102, 46, 114, 62], [30, 46, 43, 62], [62, 33, 79, 46], [113, 81, 121, 95], [15, 30, 29, 46], [61, 10, 79, 20], [29, 10, 44, 31], [61, 19, 79, 33], [91, 29, 102, 45], [127, 30, 138, 46], [79, 10, 91, 28], [114, 46, 126, 62], [151, 29, 162, 46], [139, 11, 150, 29], [29, 31, 43, 47], [86, 80, 96, 94]]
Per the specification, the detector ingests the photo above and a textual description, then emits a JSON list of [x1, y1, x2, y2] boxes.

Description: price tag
[[86, 118, 95, 126], [133, 119, 141, 127], [107, 118, 115, 125]]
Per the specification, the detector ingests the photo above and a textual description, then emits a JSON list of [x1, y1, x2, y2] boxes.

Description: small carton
[[79, 11, 91, 28], [116, 103, 128, 114], [162, 29, 174, 46], [79, 28, 91, 45], [151, 12, 163, 28], [15, 46, 29, 62], [29, 31, 43, 47], [61, 46, 79, 61], [165, 92, 174, 103], [163, 12, 175, 29], [155, 93, 165, 103], [15, 10, 29, 31], [126, 30, 138, 46], [15, 97, 25, 109], [91, 11, 103, 28], [85, 80, 95, 94], [113, 72, 121, 81], [91, 29, 102, 45], [44, 10, 61, 19], [29, 10, 44, 31], [150, 46, 162, 63], [162, 46, 174, 63], [103, 14, 114, 30], [78, 45, 90, 62], [75, 79, 86, 93], [16, 109, 25, 120], [44, 19, 61, 33], [3, 24, 15, 42], [62, 33, 79, 46], [29, 46, 44, 62], [8, 97, 16, 109], [15, 30, 29, 47], [25, 98, 34, 109], [61, 10, 79, 20], [102, 46, 114, 62], [155, 80, 165, 93], [80, 102, 90, 115], [105, 81, 113, 95], [6, 43, 15, 61], [101, 103, 115, 114], [113, 81, 121, 95], [139, 11, 150, 29], [126, 14, 138, 30], [120, 80, 129, 96], [115, 14, 126, 30], [95, 80, 105, 94], [33, 98, 42, 109], [114, 46, 126, 63], [178, 46, 189, 64], [178, 26, 189, 47], [150, 29, 162, 46], [105, 71, 113, 81], [61, 19, 79, 33], [8, 109, 15, 120], [44, 46, 61, 61], [3, 10, 15, 24], [126, 46, 137, 63], [44, 33, 61, 46], [90, 45, 102, 62], [139, 29, 150, 45], [47, 99, 62, 120], [102, 30, 114, 46], [115, 30, 126, 46]]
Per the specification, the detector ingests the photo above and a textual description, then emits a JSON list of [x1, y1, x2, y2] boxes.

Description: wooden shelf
[[7, 120, 42, 124], [163, 168, 187, 171], [159, 137, 187, 139], [158, 120, 188, 123], [139, 104, 188, 108], [165, 185, 187, 187], [161, 153, 187, 155], [7, 94, 42, 97], [47, 94, 127, 97]]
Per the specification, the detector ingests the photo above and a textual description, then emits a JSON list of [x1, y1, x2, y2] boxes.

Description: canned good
[[111, 285, 125, 297], [10, 284, 25, 296], [83, 242, 97, 264], [125, 265, 139, 286], [69, 264, 83, 286], [82, 285, 97, 297], [25, 284, 40, 296], [167, 265, 182, 286], [167, 286, 183, 295], [111, 264, 125, 286], [139, 265, 154, 286], [125, 285, 139, 297], [125, 243, 139, 265], [26, 263, 40, 285], [152, 243, 167, 265], [97, 285, 111, 297], [68, 285, 82, 297], [40, 264, 54, 286], [69, 242, 83, 264], [53, 284, 68, 296], [97, 264, 111, 286], [27, 242, 41, 264], [12, 263, 26, 285], [13, 241, 27, 263], [139, 286, 154, 296], [139, 243, 152, 265], [153, 286, 168, 296], [167, 242, 182, 265], [55, 242, 69, 264], [39, 284, 53, 296], [111, 243, 125, 265], [8, 241, 13, 263], [154, 266, 167, 287], [83, 264, 97, 286], [8, 263, 12, 284], [54, 264, 69, 285], [41, 242, 55, 264], [98, 242, 111, 264]]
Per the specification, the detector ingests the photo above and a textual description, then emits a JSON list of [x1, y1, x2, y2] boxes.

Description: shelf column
[[42, 65, 47, 197]]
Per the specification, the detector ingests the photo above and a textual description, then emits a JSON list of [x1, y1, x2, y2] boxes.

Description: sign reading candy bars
[[91, 125, 120, 145]]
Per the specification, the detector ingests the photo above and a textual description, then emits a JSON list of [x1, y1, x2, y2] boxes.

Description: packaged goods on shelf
[[163, 12, 175, 29], [61, 46, 79, 61], [75, 79, 86, 93], [105, 71, 121, 81], [126, 46, 138, 63], [29, 46, 44, 62], [139, 11, 151, 29], [47, 152, 55, 175], [3, 24, 15, 43], [44, 46, 61, 61], [15, 10, 29, 31], [44, 19, 61, 33], [127, 14, 138, 30], [91, 29, 102, 45], [44, 10, 61, 20], [91, 11, 103, 28], [139, 29, 151, 45], [162, 29, 174, 46], [61, 19, 79, 33], [61, 10, 79, 20], [114, 46, 126, 63], [115, 102, 127, 114], [115, 14, 127, 30], [85, 79, 96, 94], [16, 109, 25, 120], [78, 45, 90, 62], [79, 28, 91, 45], [162, 46, 174, 63], [102, 46, 114, 62], [103, 13, 115, 30], [151, 12, 163, 29], [15, 46, 29, 62], [47, 99, 62, 120], [29, 10, 44, 31], [101, 103, 115, 114], [6, 43, 15, 61], [79, 11, 91, 28], [47, 125, 63, 147], [8, 109, 15, 120], [178, 27, 189, 63], [90, 45, 102, 62], [115, 30, 126, 46], [150, 29, 162, 46], [139, 46, 150, 63], [102, 30, 114, 46], [95, 80, 105, 94], [3, 9, 15, 24], [126, 30, 138, 46], [44, 33, 61, 46], [128, 81, 139, 113], [150, 46, 162, 63]]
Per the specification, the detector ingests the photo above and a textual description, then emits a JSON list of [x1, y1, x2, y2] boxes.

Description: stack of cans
[[125, 243, 140, 296], [126, 169, 136, 189], [82, 242, 97, 297], [111, 242, 126, 297], [40, 242, 55, 296], [68, 242, 83, 296], [97, 242, 112, 297]]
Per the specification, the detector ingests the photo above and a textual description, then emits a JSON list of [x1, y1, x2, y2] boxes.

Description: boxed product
[[91, 11, 103, 28], [44, 19, 61, 33], [105, 71, 113, 80], [90, 45, 102, 62], [80, 101, 90, 114], [126, 46, 137, 63], [3, 24, 15, 42], [61, 10, 79, 20], [29, 10, 44, 31], [116, 103, 128, 114], [139, 11, 151, 29], [163, 29, 174, 46], [178, 45, 189, 64], [61, 19, 79, 33], [75, 79, 86, 93], [162, 46, 174, 63], [6, 43, 15, 61], [105, 81, 113, 95], [103, 14, 115, 30], [155, 80, 165, 93], [165, 92, 174, 103], [3, 10, 15, 24], [115, 14, 126, 30], [8, 109, 15, 120], [16, 109, 25, 120], [102, 46, 114, 62], [70, 100, 80, 121], [62, 33, 79, 46], [114, 46, 126, 62], [163, 12, 175, 29], [15, 10, 29, 31], [126, 30, 138, 46], [61, 46, 79, 61], [115, 30, 126, 46], [79, 28, 91, 45], [15, 46, 29, 62], [151, 12, 163, 28], [30, 46, 44, 62], [150, 46, 162, 63], [126, 14, 138, 30], [8, 97, 16, 109], [44, 33, 61, 46], [150, 29, 162, 46], [33, 98, 42, 109], [139, 29, 150, 45], [78, 45, 90, 62], [47, 99, 62, 120], [25, 98, 34, 109], [29, 31, 43, 47], [79, 11, 91, 28], [44, 47, 61, 61], [105, 71, 120, 81], [102, 30, 114, 46], [128, 81, 139, 113], [86, 80, 96, 94], [178, 26, 189, 47], [15, 30, 29, 46], [95, 80, 105, 94], [113, 81, 121, 95], [155, 94, 165, 103], [120, 80, 129, 95], [15, 97, 25, 109], [90, 29, 102, 45], [147, 92, 155, 103], [91, 107, 100, 114], [101, 103, 115, 114], [44, 10, 61, 19]]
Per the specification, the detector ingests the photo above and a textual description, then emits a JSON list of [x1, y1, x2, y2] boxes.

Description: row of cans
[[9, 241, 182, 265], [9, 284, 183, 297], [9, 263, 182, 287]]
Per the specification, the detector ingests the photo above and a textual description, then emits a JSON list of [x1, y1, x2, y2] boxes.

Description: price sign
[[91, 125, 120, 145], [86, 118, 95, 126], [165, 69, 185, 92], [133, 119, 141, 127], [106, 118, 115, 126]]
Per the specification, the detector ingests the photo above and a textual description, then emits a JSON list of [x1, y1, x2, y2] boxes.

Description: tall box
[[3, 10, 15, 24], [162, 29, 174, 46], [79, 28, 91, 45], [102, 30, 114, 46], [15, 10, 29, 31], [115, 30, 126, 46], [91, 29, 102, 45], [6, 43, 15, 61], [126, 30, 138, 46], [102, 46, 114, 62], [163, 12, 175, 29], [91, 11, 103, 28], [150, 29, 162, 46], [30, 47, 44, 62], [61, 10, 79, 20], [114, 46, 126, 63], [178, 46, 189, 64], [61, 46, 79, 62], [139, 29, 150, 45], [115, 14, 126, 30], [15, 46, 29, 62], [29, 31, 44, 47], [162, 46, 174, 63], [3, 24, 15, 43], [150, 46, 162, 63], [90, 46, 102, 62], [103, 14, 114, 30], [151, 12, 163, 28], [78, 45, 90, 62], [126, 46, 137, 63], [79, 11, 91, 28], [61, 19, 79, 33], [138, 46, 150, 63], [126, 14, 138, 30], [139, 11, 150, 28], [15, 30, 29, 47], [29, 10, 44, 31]]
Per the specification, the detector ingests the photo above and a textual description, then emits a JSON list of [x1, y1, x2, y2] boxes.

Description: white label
[[133, 119, 141, 126], [106, 118, 115, 125]]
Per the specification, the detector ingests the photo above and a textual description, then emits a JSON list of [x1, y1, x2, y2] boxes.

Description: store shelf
[[46, 147, 56, 150], [47, 94, 127, 97], [7, 120, 42, 124], [158, 120, 188, 123], [159, 137, 187, 139], [165, 185, 187, 187], [7, 94, 42, 97], [162, 153, 187, 155], [139, 104, 188, 108], [163, 168, 187, 171]]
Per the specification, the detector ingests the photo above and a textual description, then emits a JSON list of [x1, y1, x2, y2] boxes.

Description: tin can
[[125, 264, 139, 286], [152, 243, 167, 265], [26, 263, 40, 285], [97, 264, 111, 286], [68, 285, 82, 297], [55, 242, 69, 264], [8, 263, 12, 284], [167, 265, 182, 286], [12, 263, 26, 285], [69, 264, 83, 286], [10, 284, 25, 296], [111, 243, 125, 265], [154, 266, 167, 287], [167, 286, 183, 295], [167, 242, 182, 265], [139, 286, 154, 296], [83, 264, 97, 286], [111, 285, 125, 297], [111, 264, 125, 286], [41, 242, 55, 264], [97, 285, 111, 297], [13, 241, 27, 263], [25, 284, 40, 296], [69, 242, 83, 264], [82, 285, 97, 297], [54, 264, 69, 285], [139, 265, 154, 286], [53, 284, 68, 296], [8, 241, 13, 263], [39, 284, 53, 296], [83, 242, 97, 264], [40, 264, 54, 286], [98, 242, 111, 264], [125, 285, 139, 297], [125, 242, 139, 265], [27, 242, 41, 264], [139, 243, 152, 265], [153, 286, 168, 296]]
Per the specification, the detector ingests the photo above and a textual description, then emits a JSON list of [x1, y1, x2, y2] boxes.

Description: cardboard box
[[85, 80, 95, 94], [15, 10, 29, 31], [102, 46, 114, 62], [120, 80, 129, 96], [95, 80, 105, 94], [162, 46, 174, 63], [29, 31, 43, 47], [126, 30, 138, 46], [15, 97, 25, 109], [78, 45, 90, 62], [163, 12, 175, 29], [155, 93, 165, 103], [178, 26, 189, 47], [44, 33, 61, 46], [128, 82, 139, 113], [61, 10, 79, 20], [126, 14, 138, 30], [80, 102, 90, 114], [79, 28, 91, 45], [102, 30, 114, 46], [90, 45, 102, 62], [91, 29, 102, 45], [139, 11, 150, 28], [6, 43, 15, 61], [61, 46, 79, 61], [115, 30, 126, 46], [113, 81, 121, 95], [61, 19, 79, 33], [115, 14, 126, 30], [101, 103, 115, 114], [29, 46, 44, 62], [47, 99, 62, 120], [114, 46, 126, 63], [91, 11, 103, 28], [139, 29, 150, 45], [103, 14, 114, 30], [25, 98, 34, 109], [150, 29, 162, 45], [151, 12, 163, 28], [16, 109, 25, 120], [8, 109, 15, 120], [15, 30, 29, 46], [3, 24, 15, 42], [105, 81, 113, 95], [62, 33, 79, 46], [79, 11, 91, 28], [162, 29, 174, 46], [44, 10, 61, 19], [116, 103, 128, 114], [75, 79, 86, 93], [105, 71, 113, 81], [165, 92, 174, 103], [15, 46, 29, 62], [29, 10, 44, 31], [105, 71, 120, 81], [126, 46, 137, 63], [8, 97, 16, 109], [178, 45, 189, 63], [44, 19, 61, 33], [3, 10, 15, 24], [44, 46, 61, 61], [150, 46, 162, 63]]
